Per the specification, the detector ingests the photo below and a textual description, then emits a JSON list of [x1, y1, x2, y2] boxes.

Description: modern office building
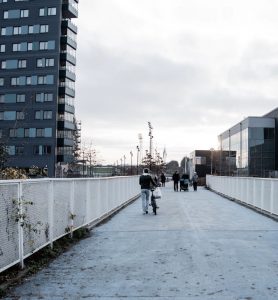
[[218, 108, 277, 177], [0, 0, 79, 177], [189, 150, 236, 178]]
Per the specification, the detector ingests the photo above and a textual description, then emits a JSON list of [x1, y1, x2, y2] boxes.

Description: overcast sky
[[75, 0, 278, 165]]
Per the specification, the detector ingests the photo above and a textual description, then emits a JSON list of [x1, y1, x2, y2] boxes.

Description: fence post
[[48, 180, 54, 248], [70, 180, 75, 238], [86, 180, 90, 224], [18, 182, 24, 269], [270, 180, 274, 214]]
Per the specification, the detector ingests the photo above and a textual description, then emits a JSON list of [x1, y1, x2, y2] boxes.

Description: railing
[[206, 175, 278, 216], [0, 176, 140, 273]]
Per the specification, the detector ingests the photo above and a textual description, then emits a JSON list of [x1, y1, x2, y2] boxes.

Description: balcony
[[59, 67, 76, 81], [60, 51, 76, 65], [58, 120, 75, 130], [61, 19, 78, 34], [57, 137, 74, 147], [58, 103, 75, 114], [62, 0, 78, 18], [61, 35, 77, 50]]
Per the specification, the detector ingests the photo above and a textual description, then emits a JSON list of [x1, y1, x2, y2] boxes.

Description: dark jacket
[[139, 174, 156, 189], [172, 172, 180, 182]]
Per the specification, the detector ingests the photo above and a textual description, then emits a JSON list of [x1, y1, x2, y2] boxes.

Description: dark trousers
[[193, 182, 197, 191], [174, 181, 179, 191]]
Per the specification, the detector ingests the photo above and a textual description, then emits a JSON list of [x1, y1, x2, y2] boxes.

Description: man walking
[[172, 171, 180, 191], [192, 172, 199, 191], [139, 168, 156, 214]]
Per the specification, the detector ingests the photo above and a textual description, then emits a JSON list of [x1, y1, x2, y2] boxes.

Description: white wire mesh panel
[[272, 180, 278, 215], [53, 180, 72, 239], [261, 180, 271, 212], [0, 183, 19, 272], [73, 180, 87, 228], [21, 181, 49, 256], [87, 179, 101, 222]]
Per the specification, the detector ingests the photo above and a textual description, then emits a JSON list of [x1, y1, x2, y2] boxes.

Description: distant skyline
[[75, 0, 278, 164]]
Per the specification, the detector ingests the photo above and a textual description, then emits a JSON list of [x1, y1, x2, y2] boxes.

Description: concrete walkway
[[4, 184, 278, 299]]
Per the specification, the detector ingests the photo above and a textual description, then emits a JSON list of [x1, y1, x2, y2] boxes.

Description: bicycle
[[150, 188, 159, 215]]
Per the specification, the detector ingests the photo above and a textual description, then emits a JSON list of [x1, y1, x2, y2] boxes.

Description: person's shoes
[[146, 210, 148, 214]]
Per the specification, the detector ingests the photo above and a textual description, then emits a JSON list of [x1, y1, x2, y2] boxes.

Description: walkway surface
[[4, 184, 278, 299]]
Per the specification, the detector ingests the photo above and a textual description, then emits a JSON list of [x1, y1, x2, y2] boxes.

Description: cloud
[[75, 0, 278, 163]]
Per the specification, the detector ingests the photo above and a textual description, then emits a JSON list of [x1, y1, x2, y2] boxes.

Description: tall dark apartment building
[[0, 0, 79, 177]]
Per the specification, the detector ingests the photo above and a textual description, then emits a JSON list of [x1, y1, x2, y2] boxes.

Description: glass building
[[0, 0, 79, 177], [218, 113, 276, 177]]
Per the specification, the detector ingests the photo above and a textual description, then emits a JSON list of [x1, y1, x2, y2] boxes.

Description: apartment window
[[0, 44, 5, 52], [48, 7, 56, 15], [40, 25, 49, 33], [18, 59, 26, 68], [0, 0, 8, 3], [45, 128, 52, 137], [36, 92, 53, 102], [15, 146, 24, 155], [16, 111, 25, 120], [36, 128, 44, 137], [27, 42, 33, 51], [0, 95, 3, 103], [26, 76, 32, 85], [9, 129, 16, 138], [35, 110, 43, 120], [37, 58, 54, 67], [4, 9, 28, 19], [39, 8, 45, 16], [0, 78, 4, 86], [44, 111, 52, 119], [28, 25, 33, 34], [17, 94, 25, 102], [34, 145, 51, 155], [1, 28, 6, 35], [39, 41, 47, 50], [0, 129, 2, 138], [20, 9, 29, 18], [13, 26, 21, 35], [13, 43, 21, 51], [0, 111, 16, 120], [1, 61, 6, 69], [7, 146, 15, 156], [24, 128, 29, 137]]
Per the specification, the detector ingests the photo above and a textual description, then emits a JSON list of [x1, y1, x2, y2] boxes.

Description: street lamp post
[[130, 151, 133, 175], [123, 155, 126, 175], [210, 148, 214, 175], [136, 145, 140, 175], [120, 158, 123, 175], [148, 122, 153, 170]]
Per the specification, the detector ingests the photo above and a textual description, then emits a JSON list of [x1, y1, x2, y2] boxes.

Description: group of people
[[139, 168, 199, 214], [172, 171, 198, 191]]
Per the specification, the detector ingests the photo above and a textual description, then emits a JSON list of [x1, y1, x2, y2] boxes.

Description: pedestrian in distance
[[160, 172, 166, 187], [172, 171, 180, 191], [139, 168, 156, 214], [192, 172, 198, 191]]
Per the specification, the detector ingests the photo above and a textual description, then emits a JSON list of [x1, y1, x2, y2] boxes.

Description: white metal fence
[[0, 176, 140, 274], [206, 175, 278, 216]]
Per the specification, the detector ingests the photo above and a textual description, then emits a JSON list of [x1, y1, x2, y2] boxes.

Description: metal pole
[[136, 146, 139, 175], [130, 151, 133, 175]]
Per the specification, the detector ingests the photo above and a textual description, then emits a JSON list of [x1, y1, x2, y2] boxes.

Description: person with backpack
[[139, 168, 156, 214]]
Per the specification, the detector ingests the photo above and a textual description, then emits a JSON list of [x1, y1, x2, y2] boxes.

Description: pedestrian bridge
[[1, 177, 278, 299]]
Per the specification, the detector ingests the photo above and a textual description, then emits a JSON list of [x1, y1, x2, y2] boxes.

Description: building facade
[[218, 110, 276, 177], [189, 150, 236, 178], [0, 0, 79, 177]]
